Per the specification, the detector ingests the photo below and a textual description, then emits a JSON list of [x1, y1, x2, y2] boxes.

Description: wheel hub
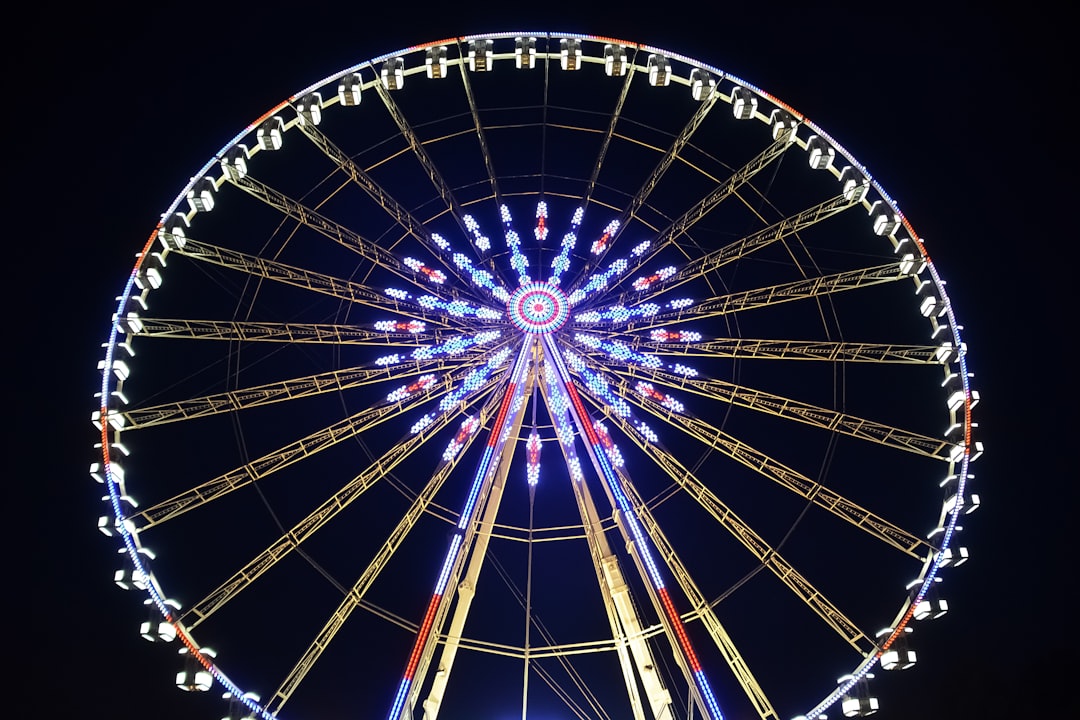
[[507, 282, 569, 334]]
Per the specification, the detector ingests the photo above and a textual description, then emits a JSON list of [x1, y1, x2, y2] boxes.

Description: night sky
[[23, 5, 1072, 720]]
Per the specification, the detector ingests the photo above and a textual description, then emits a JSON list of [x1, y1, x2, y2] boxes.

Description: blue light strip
[[417, 294, 503, 319], [550, 206, 585, 285], [451, 250, 511, 302], [386, 339, 532, 720], [541, 334, 725, 719], [500, 204, 533, 286]]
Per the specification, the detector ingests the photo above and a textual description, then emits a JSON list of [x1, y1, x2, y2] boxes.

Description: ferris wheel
[[93, 33, 982, 720]]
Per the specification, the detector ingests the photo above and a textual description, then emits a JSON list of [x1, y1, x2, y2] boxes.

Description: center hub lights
[[507, 282, 569, 334]]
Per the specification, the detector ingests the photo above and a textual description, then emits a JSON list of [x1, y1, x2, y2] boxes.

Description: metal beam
[[575, 262, 904, 331], [173, 237, 469, 327], [598, 360, 954, 461], [128, 318, 454, 347], [129, 364, 509, 530], [410, 342, 537, 718], [568, 392, 875, 654], [596, 129, 798, 294], [573, 89, 720, 288], [539, 363, 667, 720], [634, 337, 945, 364], [263, 392, 500, 714], [615, 191, 860, 308], [293, 121, 487, 300], [619, 472, 779, 720], [120, 354, 482, 430]]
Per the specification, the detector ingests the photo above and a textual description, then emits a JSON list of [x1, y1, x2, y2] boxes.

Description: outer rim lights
[[507, 282, 569, 334]]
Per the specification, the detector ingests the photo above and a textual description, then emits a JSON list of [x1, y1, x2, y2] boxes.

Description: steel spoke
[[594, 358, 954, 461], [171, 237, 478, 328], [128, 361, 510, 530], [572, 382, 874, 654], [292, 121, 488, 299], [575, 262, 905, 331], [128, 318, 455, 347], [121, 354, 484, 430]]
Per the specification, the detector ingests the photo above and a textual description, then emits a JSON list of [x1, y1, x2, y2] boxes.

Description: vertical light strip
[[541, 335, 725, 720], [386, 339, 531, 720]]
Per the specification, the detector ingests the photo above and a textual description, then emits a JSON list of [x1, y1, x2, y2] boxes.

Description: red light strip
[[659, 587, 702, 672], [403, 594, 442, 680], [487, 384, 517, 447]]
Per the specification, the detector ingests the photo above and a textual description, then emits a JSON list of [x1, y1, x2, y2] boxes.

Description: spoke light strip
[[501, 204, 533, 286], [386, 339, 532, 720], [542, 334, 725, 720], [549, 206, 584, 285]]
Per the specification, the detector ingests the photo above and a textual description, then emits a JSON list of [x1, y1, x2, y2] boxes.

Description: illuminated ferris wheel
[[93, 33, 982, 720]]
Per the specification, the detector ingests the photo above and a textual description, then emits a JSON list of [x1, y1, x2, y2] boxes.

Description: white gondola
[[515, 37, 536, 69], [220, 144, 248, 181], [381, 57, 405, 90], [256, 117, 284, 151], [560, 38, 581, 70], [337, 72, 361, 105], [186, 177, 216, 213], [807, 135, 835, 169], [908, 577, 950, 620], [877, 627, 917, 670], [770, 109, 798, 142], [176, 647, 217, 692], [295, 92, 323, 126], [839, 165, 868, 201], [604, 43, 627, 76], [732, 86, 757, 118], [426, 46, 447, 78], [468, 40, 493, 72], [869, 200, 900, 236], [135, 251, 166, 290], [647, 54, 670, 86], [141, 598, 180, 642], [690, 68, 715, 100], [839, 674, 879, 716]]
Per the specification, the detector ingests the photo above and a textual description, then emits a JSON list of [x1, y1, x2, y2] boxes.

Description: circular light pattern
[[507, 282, 569, 334]]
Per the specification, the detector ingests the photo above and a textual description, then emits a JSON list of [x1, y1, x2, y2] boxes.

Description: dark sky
[[24, 5, 1072, 720]]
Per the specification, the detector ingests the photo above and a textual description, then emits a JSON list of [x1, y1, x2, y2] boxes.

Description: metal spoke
[[263, 393, 499, 713], [576, 262, 905, 331], [229, 174, 410, 278], [171, 237, 477, 327], [127, 362, 510, 530], [572, 382, 874, 654], [614, 191, 861, 308], [591, 129, 799, 293], [371, 67, 474, 243], [636, 437, 873, 653], [128, 318, 455, 347], [571, 86, 721, 286], [537, 363, 671, 720], [635, 336, 947, 364], [292, 120, 488, 299], [580, 46, 639, 209], [618, 471, 779, 720], [595, 359, 955, 461], [406, 341, 537, 718], [120, 354, 483, 430], [185, 388, 501, 634], [455, 42, 504, 210], [579, 357, 934, 558]]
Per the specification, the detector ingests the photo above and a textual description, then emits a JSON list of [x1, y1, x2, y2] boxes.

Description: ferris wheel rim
[[94, 31, 978, 720]]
